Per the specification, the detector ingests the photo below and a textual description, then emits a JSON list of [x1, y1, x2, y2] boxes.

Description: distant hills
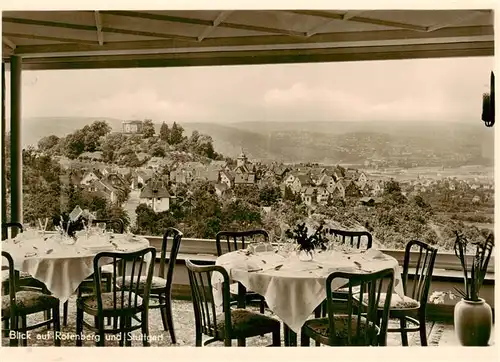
[[21, 117, 494, 167]]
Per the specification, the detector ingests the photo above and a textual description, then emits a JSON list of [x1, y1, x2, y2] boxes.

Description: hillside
[[22, 117, 494, 167]]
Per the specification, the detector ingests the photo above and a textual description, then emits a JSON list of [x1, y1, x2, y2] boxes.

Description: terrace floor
[[1, 297, 495, 347]]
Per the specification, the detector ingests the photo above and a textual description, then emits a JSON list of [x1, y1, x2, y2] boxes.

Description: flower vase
[[454, 298, 492, 346]]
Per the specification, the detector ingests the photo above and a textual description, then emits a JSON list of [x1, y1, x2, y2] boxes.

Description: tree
[[89, 120, 111, 137], [160, 122, 170, 141], [259, 184, 282, 206], [38, 135, 60, 153], [142, 119, 155, 138], [169, 122, 184, 145], [151, 145, 166, 157]]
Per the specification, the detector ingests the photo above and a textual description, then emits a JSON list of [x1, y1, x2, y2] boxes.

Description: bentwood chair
[[382, 240, 437, 346], [314, 228, 374, 319], [216, 229, 269, 313], [185, 259, 281, 347], [2, 251, 61, 346], [76, 247, 156, 347], [117, 227, 182, 344], [64, 218, 125, 326], [301, 268, 395, 347]]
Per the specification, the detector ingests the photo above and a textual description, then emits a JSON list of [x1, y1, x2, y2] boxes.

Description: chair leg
[[53, 306, 61, 346], [125, 317, 132, 347], [119, 316, 126, 347], [75, 306, 84, 347], [3, 318, 9, 338], [164, 296, 176, 344], [8, 317, 18, 347], [141, 311, 150, 347], [259, 297, 265, 314], [237, 337, 246, 346], [96, 317, 105, 347], [195, 325, 202, 347], [272, 329, 281, 346], [399, 317, 409, 346], [46, 309, 51, 330], [21, 316, 27, 346], [63, 301, 68, 326], [418, 315, 428, 346], [300, 330, 311, 346], [106, 275, 112, 326]]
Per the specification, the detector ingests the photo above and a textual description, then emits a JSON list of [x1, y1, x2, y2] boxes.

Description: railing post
[[10, 56, 23, 228]]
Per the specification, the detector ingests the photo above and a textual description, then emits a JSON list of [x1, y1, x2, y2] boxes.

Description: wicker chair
[[75, 247, 156, 346], [185, 259, 281, 347], [382, 240, 437, 346], [63, 218, 125, 326], [301, 268, 395, 347], [216, 229, 269, 313], [2, 251, 61, 346], [117, 227, 182, 343]]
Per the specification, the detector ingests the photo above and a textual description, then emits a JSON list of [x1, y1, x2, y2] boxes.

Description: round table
[[2, 231, 150, 302], [212, 248, 405, 334]]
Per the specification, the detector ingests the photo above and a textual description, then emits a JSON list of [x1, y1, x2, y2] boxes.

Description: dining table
[[1, 229, 150, 303], [212, 246, 405, 345]]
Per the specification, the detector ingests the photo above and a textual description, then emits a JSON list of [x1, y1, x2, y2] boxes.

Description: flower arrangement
[[285, 222, 328, 255], [51, 206, 95, 239], [453, 231, 494, 301]]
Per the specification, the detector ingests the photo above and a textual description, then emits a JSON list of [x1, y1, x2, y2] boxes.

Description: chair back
[[216, 229, 269, 256], [402, 240, 437, 306], [325, 268, 394, 346], [158, 227, 183, 288], [325, 228, 372, 250], [93, 247, 156, 314], [185, 259, 232, 345], [1, 251, 17, 322], [2, 222, 24, 241], [91, 218, 125, 233]]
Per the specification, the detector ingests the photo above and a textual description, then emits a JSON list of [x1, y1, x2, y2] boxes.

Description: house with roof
[[316, 186, 330, 205], [345, 180, 362, 197], [78, 151, 103, 161], [122, 120, 143, 134], [86, 179, 120, 203], [139, 179, 170, 212], [301, 187, 316, 206], [80, 169, 104, 186], [220, 170, 234, 189], [105, 173, 128, 191], [331, 181, 346, 199], [234, 173, 256, 185]]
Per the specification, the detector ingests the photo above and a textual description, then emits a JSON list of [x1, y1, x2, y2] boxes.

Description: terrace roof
[[1, 9, 494, 70]]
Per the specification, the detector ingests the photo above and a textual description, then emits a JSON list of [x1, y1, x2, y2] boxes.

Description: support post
[[10, 56, 22, 227], [1, 62, 6, 229]]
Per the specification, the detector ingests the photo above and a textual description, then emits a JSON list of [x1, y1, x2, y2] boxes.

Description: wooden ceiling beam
[[14, 42, 493, 71], [306, 10, 365, 37], [2, 37, 16, 50], [286, 10, 428, 32], [102, 10, 307, 37], [3, 16, 198, 42], [94, 11, 104, 45], [197, 11, 233, 41], [3, 32, 98, 45], [10, 25, 493, 56]]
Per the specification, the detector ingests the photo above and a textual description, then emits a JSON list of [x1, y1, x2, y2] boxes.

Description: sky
[[5, 55, 494, 124]]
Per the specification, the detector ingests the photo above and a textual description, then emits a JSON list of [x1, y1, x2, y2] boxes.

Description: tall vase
[[454, 298, 492, 346]]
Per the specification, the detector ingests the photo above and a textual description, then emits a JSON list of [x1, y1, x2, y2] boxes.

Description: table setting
[[2, 207, 149, 302], [212, 223, 405, 333]]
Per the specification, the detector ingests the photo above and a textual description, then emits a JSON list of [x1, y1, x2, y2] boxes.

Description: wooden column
[[10, 56, 22, 225]]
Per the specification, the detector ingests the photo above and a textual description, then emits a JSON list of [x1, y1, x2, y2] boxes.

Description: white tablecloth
[[2, 231, 150, 302], [212, 248, 405, 333]]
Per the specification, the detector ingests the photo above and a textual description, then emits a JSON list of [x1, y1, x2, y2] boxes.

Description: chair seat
[[215, 309, 280, 339], [358, 293, 420, 310], [303, 315, 378, 346], [1, 291, 59, 316], [116, 276, 167, 291], [78, 292, 143, 312], [336, 285, 361, 294], [2, 269, 33, 281]]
